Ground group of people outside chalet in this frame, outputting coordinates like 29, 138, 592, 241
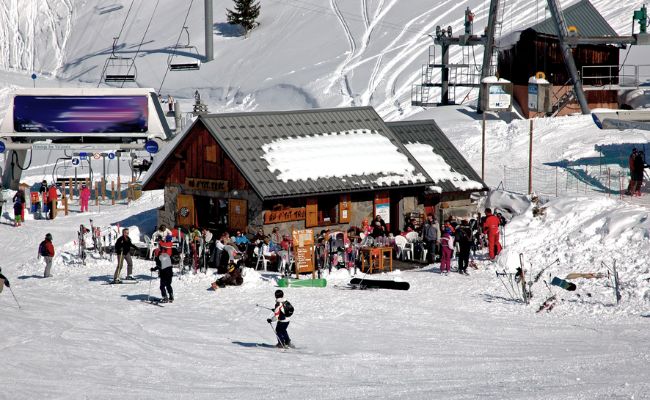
144, 206, 507, 281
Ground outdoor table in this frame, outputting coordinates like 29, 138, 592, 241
360, 246, 393, 273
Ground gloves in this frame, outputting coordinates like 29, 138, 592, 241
150, 267, 156, 272
267, 318, 272, 324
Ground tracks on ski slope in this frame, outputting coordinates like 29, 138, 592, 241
329, 0, 357, 103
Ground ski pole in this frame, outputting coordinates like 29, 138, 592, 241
255, 304, 274, 311
9, 286, 21, 309
147, 270, 153, 303
268, 321, 286, 349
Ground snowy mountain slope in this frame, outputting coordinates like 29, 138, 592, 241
0, 0, 645, 120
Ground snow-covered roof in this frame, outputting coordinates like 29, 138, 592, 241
405, 143, 484, 192
144, 107, 436, 199
387, 120, 487, 194
261, 129, 426, 185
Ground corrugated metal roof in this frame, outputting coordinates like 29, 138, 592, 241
386, 120, 488, 193
530, 0, 618, 37
200, 107, 434, 200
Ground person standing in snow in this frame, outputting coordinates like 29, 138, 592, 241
47, 184, 59, 220
439, 227, 454, 275
455, 220, 472, 275
79, 183, 91, 213
267, 289, 293, 348
38, 233, 55, 278
483, 208, 502, 260
0, 267, 11, 294
422, 214, 440, 264
625, 148, 638, 195
113, 228, 139, 283
150, 252, 174, 303
13, 196, 23, 227
12, 189, 26, 224
39, 180, 49, 219
633, 151, 646, 196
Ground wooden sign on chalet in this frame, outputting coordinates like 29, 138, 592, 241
264, 207, 306, 224
292, 229, 315, 278
184, 178, 228, 192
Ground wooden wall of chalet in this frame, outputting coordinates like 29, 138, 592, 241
498, 29, 619, 86
144, 122, 250, 191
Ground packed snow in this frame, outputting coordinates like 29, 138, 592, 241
261, 129, 426, 184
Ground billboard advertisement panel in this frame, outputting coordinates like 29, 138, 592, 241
13, 95, 148, 133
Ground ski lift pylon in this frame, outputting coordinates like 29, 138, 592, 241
169, 27, 201, 71
102, 37, 137, 83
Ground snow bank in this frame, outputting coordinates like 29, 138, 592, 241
484, 190, 532, 219
261, 129, 425, 184
498, 195, 650, 315
405, 142, 484, 191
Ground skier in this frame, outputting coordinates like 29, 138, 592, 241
113, 228, 139, 283
47, 184, 59, 220
633, 151, 646, 196
13, 196, 23, 227
38, 233, 55, 278
483, 208, 502, 260
439, 227, 454, 275
211, 261, 243, 289
625, 148, 638, 195
79, 183, 91, 213
266, 289, 293, 348
455, 220, 472, 275
422, 214, 440, 264
0, 267, 11, 294
150, 252, 174, 303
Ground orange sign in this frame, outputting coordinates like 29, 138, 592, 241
292, 229, 315, 277
264, 207, 306, 224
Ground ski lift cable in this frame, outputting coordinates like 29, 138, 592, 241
120, 0, 162, 88
158, 0, 196, 94
96, 0, 135, 87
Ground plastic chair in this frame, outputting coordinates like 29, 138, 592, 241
393, 235, 408, 260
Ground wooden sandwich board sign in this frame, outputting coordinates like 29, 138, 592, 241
292, 229, 315, 279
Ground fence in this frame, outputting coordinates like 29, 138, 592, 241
501, 163, 645, 201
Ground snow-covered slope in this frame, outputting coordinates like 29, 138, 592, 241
0, 0, 645, 120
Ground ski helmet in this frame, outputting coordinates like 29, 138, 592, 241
45, 233, 52, 241
227, 263, 236, 273
274, 289, 284, 299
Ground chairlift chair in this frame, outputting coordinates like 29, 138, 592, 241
102, 37, 137, 83
169, 27, 202, 71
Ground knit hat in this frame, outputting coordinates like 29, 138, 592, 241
274, 289, 284, 299
45, 233, 52, 240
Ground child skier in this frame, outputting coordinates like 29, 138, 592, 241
150, 253, 174, 303
266, 289, 293, 348
0, 267, 11, 294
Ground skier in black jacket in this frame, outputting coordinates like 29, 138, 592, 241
267, 289, 293, 348
150, 253, 174, 303
0, 267, 10, 294
113, 228, 139, 283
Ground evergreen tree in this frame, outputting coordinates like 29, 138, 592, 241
226, 0, 261, 35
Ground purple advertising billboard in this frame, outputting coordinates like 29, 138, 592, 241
13, 96, 148, 133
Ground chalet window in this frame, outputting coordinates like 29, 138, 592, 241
305, 194, 351, 227
205, 145, 217, 163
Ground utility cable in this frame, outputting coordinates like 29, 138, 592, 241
121, 0, 161, 88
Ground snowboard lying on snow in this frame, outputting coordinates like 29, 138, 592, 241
277, 278, 327, 288
550, 276, 576, 291
349, 278, 410, 290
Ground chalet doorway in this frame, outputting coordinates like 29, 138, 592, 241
194, 196, 228, 231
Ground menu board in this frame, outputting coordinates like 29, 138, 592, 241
292, 229, 315, 277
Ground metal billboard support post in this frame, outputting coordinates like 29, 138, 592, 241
481, 112, 486, 181
528, 119, 534, 194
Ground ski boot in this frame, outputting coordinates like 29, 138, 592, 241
124, 275, 136, 281
169, 296, 174, 303
160, 297, 170, 303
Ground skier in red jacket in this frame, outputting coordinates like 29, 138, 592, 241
483, 208, 502, 260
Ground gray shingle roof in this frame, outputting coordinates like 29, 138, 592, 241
530, 0, 618, 37
199, 107, 434, 200
387, 120, 488, 193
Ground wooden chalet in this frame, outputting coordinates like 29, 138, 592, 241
142, 107, 487, 235
497, 0, 620, 116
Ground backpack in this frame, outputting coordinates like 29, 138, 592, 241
38, 241, 50, 257
283, 300, 294, 317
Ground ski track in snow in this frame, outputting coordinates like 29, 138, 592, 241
328, 0, 357, 103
